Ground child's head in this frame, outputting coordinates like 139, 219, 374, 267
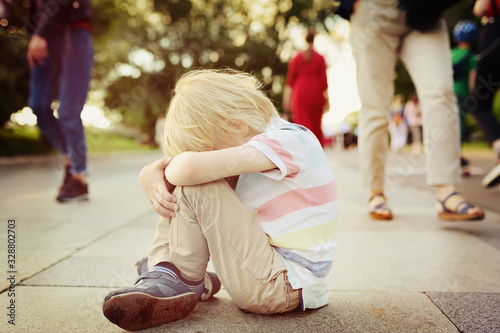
163, 69, 279, 156
305, 30, 315, 44
453, 20, 478, 46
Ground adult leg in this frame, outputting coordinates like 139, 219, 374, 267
457, 95, 471, 177
54, 29, 93, 202
28, 36, 67, 155
292, 98, 322, 144
410, 125, 423, 151
473, 21, 500, 147
310, 107, 325, 146
28, 36, 82, 201
473, 21, 500, 188
400, 21, 483, 220
58, 29, 93, 175
350, 0, 402, 219
400, 20, 461, 185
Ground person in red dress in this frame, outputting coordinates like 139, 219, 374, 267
283, 30, 329, 146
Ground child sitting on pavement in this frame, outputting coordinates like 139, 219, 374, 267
102, 69, 338, 331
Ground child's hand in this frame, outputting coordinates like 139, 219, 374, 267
139, 157, 179, 218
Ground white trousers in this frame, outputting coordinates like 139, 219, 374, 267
350, 0, 461, 190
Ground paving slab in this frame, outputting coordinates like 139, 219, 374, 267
0, 154, 156, 292
0, 286, 118, 333
332, 260, 500, 293
20, 257, 140, 288
331, 229, 500, 293
426, 292, 500, 333
0, 287, 458, 333
71, 227, 155, 259
1, 149, 500, 332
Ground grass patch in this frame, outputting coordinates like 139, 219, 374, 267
2, 125, 492, 157
85, 127, 155, 153
0, 126, 53, 156
0, 126, 155, 157
462, 141, 490, 150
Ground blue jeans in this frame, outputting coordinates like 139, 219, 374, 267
29, 28, 93, 174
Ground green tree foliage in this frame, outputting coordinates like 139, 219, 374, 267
6, 0, 498, 152
93, 0, 336, 144
4, 0, 498, 146
0, 0, 30, 127
1, 0, 336, 142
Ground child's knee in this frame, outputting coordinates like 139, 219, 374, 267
174, 179, 231, 201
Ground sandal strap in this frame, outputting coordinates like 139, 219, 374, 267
369, 193, 386, 202
438, 191, 478, 214
455, 201, 473, 214
439, 191, 459, 205
437, 191, 459, 213
370, 202, 391, 213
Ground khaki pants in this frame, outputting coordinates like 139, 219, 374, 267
148, 179, 301, 314
350, 0, 461, 190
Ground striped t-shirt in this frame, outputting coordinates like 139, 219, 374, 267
236, 117, 338, 309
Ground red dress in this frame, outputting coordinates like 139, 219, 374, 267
286, 50, 328, 145
485, 0, 500, 17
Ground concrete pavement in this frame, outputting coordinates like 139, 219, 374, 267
1, 147, 500, 333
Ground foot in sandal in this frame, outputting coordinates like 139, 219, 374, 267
368, 193, 393, 221
436, 191, 484, 221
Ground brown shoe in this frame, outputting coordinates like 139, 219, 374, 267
56, 176, 88, 203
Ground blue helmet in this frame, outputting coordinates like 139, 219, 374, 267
453, 20, 479, 43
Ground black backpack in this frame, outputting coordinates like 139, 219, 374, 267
336, 0, 462, 32
400, 0, 462, 32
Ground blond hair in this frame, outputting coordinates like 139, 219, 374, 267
163, 69, 279, 156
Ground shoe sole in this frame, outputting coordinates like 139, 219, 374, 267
481, 164, 500, 188
369, 212, 393, 221
437, 212, 484, 221
103, 291, 197, 331
56, 193, 89, 203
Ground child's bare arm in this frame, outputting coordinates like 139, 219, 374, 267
165, 145, 276, 186
139, 157, 179, 218
473, 0, 489, 17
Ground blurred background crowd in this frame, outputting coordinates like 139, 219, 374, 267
0, 1, 497, 156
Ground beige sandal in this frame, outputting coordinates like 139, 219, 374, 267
369, 193, 393, 221
437, 191, 484, 221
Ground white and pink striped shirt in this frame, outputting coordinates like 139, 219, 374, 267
236, 117, 338, 309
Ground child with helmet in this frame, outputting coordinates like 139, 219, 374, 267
451, 19, 479, 177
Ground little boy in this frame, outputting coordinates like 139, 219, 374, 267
451, 20, 479, 177
102, 69, 338, 331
